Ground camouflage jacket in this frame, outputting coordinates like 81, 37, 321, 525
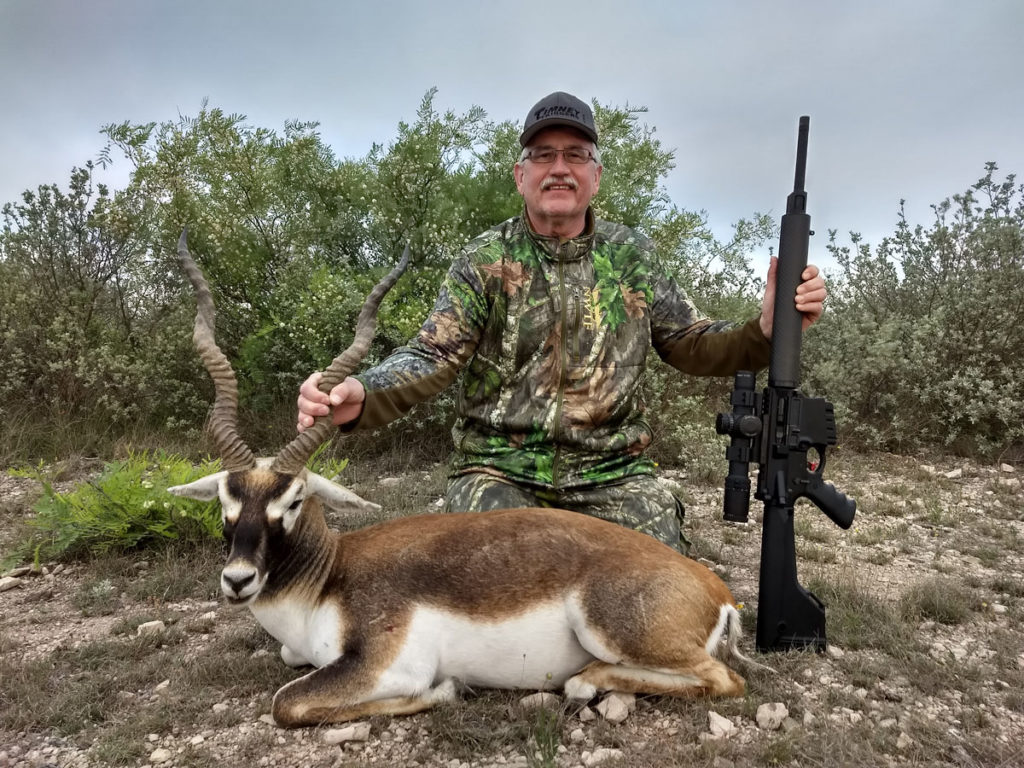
354, 210, 771, 489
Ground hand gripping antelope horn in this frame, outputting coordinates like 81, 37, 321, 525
177, 229, 257, 471
272, 244, 410, 474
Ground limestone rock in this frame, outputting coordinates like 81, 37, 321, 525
323, 722, 372, 744
582, 747, 624, 766
519, 692, 561, 710
756, 703, 789, 730
596, 693, 631, 724
609, 691, 635, 712
707, 710, 737, 738
137, 620, 166, 636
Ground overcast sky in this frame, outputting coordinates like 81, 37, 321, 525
2, 0, 1021, 270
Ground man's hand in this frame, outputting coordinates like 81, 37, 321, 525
296, 373, 366, 433
759, 257, 827, 340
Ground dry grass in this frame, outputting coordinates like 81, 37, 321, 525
0, 619, 292, 766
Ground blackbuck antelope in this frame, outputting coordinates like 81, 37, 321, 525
168, 231, 760, 727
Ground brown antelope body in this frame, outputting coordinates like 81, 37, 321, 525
168, 231, 755, 727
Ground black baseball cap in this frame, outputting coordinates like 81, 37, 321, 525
519, 91, 598, 147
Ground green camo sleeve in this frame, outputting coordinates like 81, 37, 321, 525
341, 253, 489, 431
648, 272, 770, 376
658, 316, 771, 376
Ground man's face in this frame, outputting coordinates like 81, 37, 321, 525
514, 127, 602, 237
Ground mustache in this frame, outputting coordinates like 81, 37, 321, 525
541, 176, 578, 191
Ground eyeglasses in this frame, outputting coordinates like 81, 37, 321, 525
523, 147, 596, 164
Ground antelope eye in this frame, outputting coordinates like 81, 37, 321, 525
288, 498, 303, 511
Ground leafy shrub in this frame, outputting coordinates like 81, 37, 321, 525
806, 164, 1024, 458
0, 166, 210, 461
9, 92, 1018, 468
3, 444, 366, 569
6, 452, 222, 564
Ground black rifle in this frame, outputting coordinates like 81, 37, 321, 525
715, 116, 856, 652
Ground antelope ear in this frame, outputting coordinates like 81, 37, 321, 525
306, 472, 381, 514
168, 471, 227, 501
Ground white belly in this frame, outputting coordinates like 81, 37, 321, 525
386, 601, 596, 692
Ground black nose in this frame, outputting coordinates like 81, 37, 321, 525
223, 571, 255, 594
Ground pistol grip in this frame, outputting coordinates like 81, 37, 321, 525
805, 481, 856, 529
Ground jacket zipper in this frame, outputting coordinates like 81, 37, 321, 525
550, 256, 568, 489
571, 286, 582, 363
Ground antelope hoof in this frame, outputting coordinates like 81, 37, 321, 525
429, 678, 459, 706
563, 676, 598, 701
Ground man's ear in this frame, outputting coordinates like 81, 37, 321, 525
514, 162, 525, 194
593, 163, 602, 194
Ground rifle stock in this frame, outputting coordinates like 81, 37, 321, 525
715, 116, 857, 652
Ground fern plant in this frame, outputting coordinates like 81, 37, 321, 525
4, 448, 359, 567
6, 452, 223, 564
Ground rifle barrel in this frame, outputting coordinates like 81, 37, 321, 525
769, 117, 812, 389
793, 116, 809, 195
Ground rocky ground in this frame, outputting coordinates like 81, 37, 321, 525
1, 453, 1022, 768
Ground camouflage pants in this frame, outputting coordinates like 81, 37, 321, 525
444, 472, 690, 554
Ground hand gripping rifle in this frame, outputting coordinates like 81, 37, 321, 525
715, 116, 856, 652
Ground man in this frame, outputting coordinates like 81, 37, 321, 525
297, 91, 826, 551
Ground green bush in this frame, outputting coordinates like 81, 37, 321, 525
7, 91, 1018, 467
5, 452, 222, 565
806, 164, 1024, 458
2, 444, 366, 569
0, 165, 210, 461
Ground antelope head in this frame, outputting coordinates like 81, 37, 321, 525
169, 230, 408, 604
